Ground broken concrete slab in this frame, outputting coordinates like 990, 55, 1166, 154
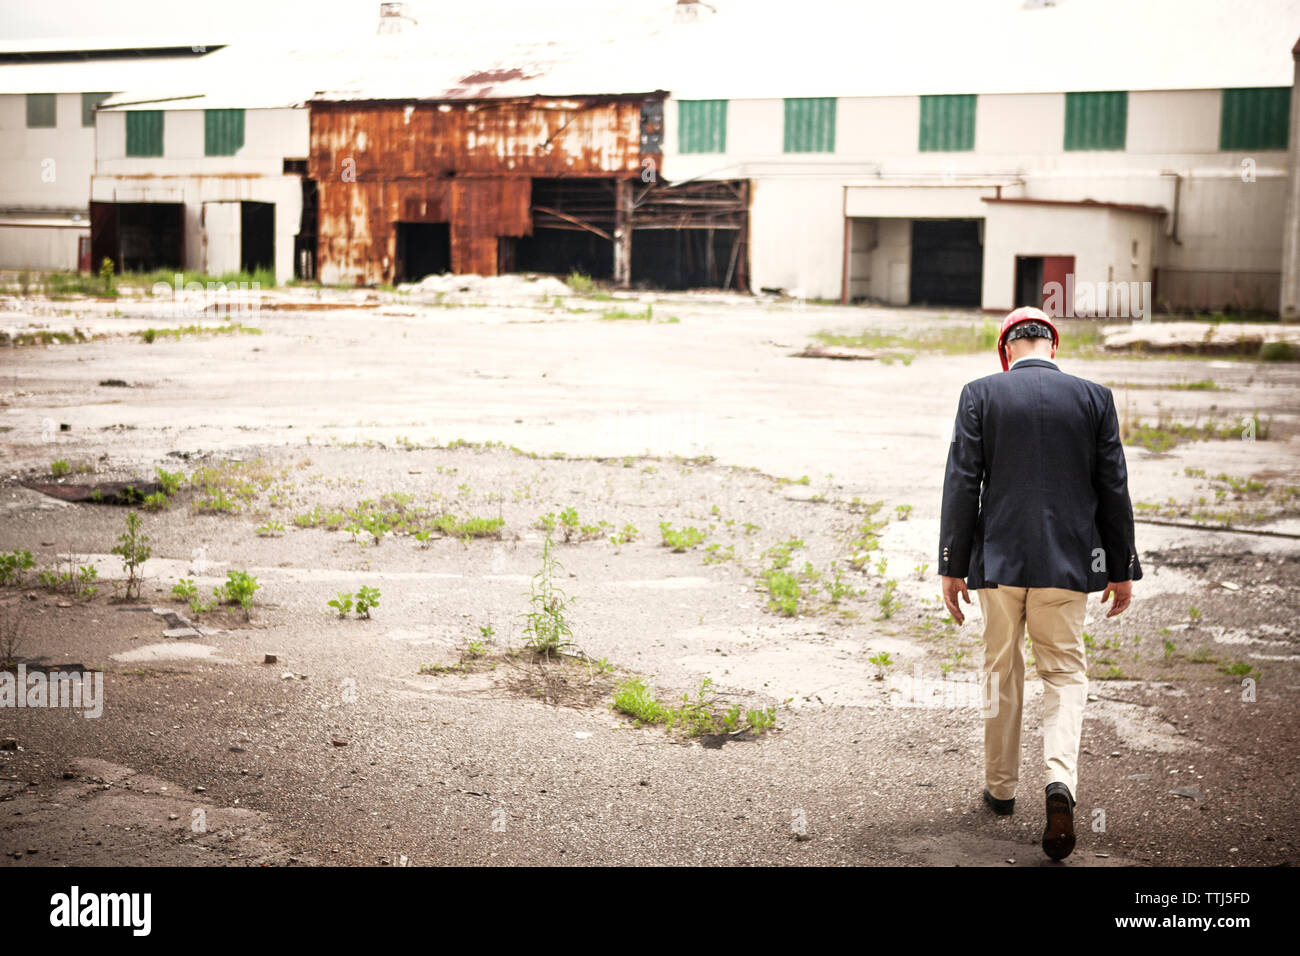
20, 480, 164, 505
1102, 321, 1300, 354
790, 344, 879, 360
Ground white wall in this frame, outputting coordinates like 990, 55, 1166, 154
660, 89, 1290, 305
92, 106, 309, 282
96, 106, 309, 176
982, 203, 1160, 314
0, 92, 97, 213
0, 221, 85, 270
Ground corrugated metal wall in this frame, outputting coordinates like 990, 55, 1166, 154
783, 97, 836, 153
1064, 91, 1127, 151
309, 97, 654, 284
678, 99, 727, 153
918, 94, 975, 151
26, 93, 56, 128
1220, 87, 1291, 150
126, 110, 164, 157
204, 109, 245, 156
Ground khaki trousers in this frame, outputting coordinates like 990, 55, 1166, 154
977, 586, 1088, 801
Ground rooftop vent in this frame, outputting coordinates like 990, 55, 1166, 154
674, 1, 717, 23
378, 2, 417, 34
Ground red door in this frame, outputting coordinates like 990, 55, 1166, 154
1040, 256, 1074, 317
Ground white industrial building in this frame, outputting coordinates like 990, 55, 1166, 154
88, 41, 317, 285
656, 0, 1300, 314
0, 39, 220, 271
5, 0, 1299, 317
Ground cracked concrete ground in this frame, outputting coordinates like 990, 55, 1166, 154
0, 289, 1297, 866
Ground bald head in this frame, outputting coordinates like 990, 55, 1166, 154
1005, 334, 1057, 364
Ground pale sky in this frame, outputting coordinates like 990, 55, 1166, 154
0, 0, 675, 42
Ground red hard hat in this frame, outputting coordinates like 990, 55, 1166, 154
997, 306, 1059, 371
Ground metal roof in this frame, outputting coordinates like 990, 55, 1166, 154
33, 0, 1300, 109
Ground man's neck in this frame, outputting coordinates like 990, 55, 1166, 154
1010, 353, 1057, 368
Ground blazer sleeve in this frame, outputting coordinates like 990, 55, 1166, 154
938, 382, 983, 578
1092, 388, 1142, 582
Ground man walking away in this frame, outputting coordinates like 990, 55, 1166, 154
937, 306, 1142, 861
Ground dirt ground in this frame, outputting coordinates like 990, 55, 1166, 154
0, 285, 1297, 866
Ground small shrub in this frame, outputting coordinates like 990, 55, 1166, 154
0, 550, 35, 587
1259, 341, 1294, 362
567, 270, 595, 293
521, 535, 574, 656
354, 586, 380, 619
659, 522, 705, 552
110, 512, 150, 600
327, 592, 354, 618
50, 460, 70, 477
215, 570, 259, 619
612, 678, 670, 724
155, 467, 184, 496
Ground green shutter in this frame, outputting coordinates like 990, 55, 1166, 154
678, 99, 727, 153
81, 92, 110, 127
1220, 87, 1290, 150
1064, 91, 1127, 151
784, 97, 836, 153
919, 94, 976, 151
26, 93, 56, 128
205, 109, 245, 156
126, 111, 164, 157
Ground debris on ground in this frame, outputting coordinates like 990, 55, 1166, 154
402, 272, 572, 303
790, 344, 879, 360
1102, 322, 1300, 354
19, 480, 164, 504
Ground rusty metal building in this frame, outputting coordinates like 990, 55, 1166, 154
308, 89, 749, 289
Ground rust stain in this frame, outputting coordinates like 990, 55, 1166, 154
458, 68, 536, 85
309, 95, 658, 285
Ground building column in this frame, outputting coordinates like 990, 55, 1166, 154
613, 177, 632, 288
1280, 37, 1300, 318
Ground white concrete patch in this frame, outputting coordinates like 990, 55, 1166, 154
383, 625, 465, 646
112, 642, 232, 663
618, 577, 717, 590
676, 635, 922, 709
1084, 694, 1193, 753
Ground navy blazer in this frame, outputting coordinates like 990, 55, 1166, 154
938, 357, 1142, 592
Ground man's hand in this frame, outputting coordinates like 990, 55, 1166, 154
1102, 580, 1133, 617
941, 575, 971, 625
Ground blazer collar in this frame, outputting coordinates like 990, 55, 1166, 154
1008, 357, 1059, 372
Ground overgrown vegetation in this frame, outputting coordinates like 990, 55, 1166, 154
110, 512, 150, 601
520, 535, 574, 657
214, 570, 260, 620
328, 586, 380, 619
611, 676, 777, 738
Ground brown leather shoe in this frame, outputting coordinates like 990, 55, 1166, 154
983, 788, 1014, 816
1042, 782, 1076, 860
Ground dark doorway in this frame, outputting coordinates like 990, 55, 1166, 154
395, 222, 450, 282
1014, 256, 1044, 309
92, 202, 184, 273
631, 228, 743, 290
240, 201, 274, 274
514, 227, 612, 279
294, 178, 318, 280
909, 219, 982, 307
1014, 254, 1074, 316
